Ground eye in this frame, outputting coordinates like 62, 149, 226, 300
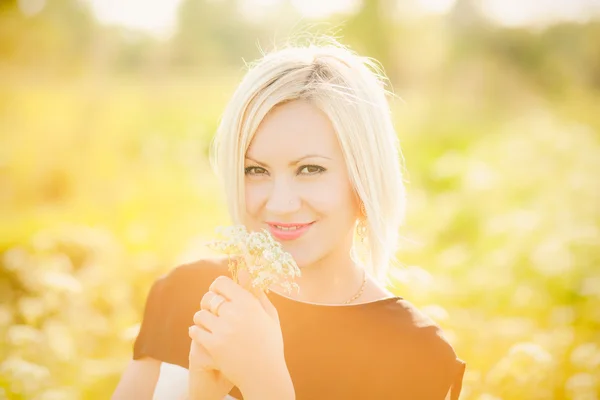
298, 165, 326, 175
244, 166, 268, 176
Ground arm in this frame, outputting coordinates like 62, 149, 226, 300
188, 369, 234, 400
112, 358, 161, 400
112, 357, 231, 400
239, 365, 295, 400
188, 327, 235, 400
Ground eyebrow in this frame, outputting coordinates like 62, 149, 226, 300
244, 154, 332, 167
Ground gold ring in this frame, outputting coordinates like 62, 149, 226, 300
209, 294, 226, 316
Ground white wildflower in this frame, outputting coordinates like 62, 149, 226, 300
206, 224, 301, 293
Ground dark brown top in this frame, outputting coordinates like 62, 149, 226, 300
133, 257, 466, 399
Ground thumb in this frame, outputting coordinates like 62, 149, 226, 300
236, 268, 252, 289
254, 289, 279, 322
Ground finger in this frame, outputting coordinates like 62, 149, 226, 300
209, 275, 252, 302
200, 291, 233, 319
236, 268, 253, 290
200, 291, 219, 311
193, 310, 219, 333
254, 289, 279, 322
188, 340, 217, 371
188, 325, 215, 349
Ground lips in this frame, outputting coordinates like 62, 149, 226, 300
267, 221, 314, 241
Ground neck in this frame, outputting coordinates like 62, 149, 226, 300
271, 250, 366, 305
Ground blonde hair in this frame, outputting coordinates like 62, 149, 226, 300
210, 40, 406, 281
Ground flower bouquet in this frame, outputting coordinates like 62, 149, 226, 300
206, 225, 301, 294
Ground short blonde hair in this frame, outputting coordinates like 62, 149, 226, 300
210, 40, 406, 281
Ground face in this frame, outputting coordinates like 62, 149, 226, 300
243, 100, 360, 269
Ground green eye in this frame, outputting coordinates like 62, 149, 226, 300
298, 165, 326, 175
245, 166, 267, 175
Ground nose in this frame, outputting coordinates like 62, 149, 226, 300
265, 177, 300, 215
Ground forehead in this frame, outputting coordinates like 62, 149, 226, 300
246, 100, 341, 159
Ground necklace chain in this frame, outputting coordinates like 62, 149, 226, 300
344, 270, 367, 304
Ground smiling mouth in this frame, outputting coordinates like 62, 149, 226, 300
272, 224, 306, 231
266, 222, 315, 240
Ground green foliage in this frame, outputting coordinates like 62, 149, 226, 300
1, 1, 600, 399
0, 0, 94, 75
171, 0, 260, 68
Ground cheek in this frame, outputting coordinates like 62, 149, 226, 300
304, 177, 357, 219
244, 181, 270, 218
244, 183, 260, 215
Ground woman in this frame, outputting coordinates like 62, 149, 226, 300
113, 40, 466, 399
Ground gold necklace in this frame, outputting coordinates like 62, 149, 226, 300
344, 270, 367, 304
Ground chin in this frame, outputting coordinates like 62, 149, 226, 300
289, 248, 324, 270
279, 245, 307, 267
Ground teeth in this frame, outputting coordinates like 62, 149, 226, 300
275, 225, 300, 231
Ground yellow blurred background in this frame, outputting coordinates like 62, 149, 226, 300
1, 0, 600, 398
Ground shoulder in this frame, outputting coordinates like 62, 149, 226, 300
385, 298, 442, 329
133, 256, 232, 366
377, 298, 466, 397
141, 256, 231, 325
156, 256, 230, 292
383, 298, 458, 357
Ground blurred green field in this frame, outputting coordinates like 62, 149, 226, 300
1, 0, 600, 399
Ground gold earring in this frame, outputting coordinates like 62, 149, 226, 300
357, 203, 367, 243
357, 220, 367, 243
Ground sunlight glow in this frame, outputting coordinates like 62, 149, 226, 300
85, 0, 600, 38
417, 0, 456, 14
86, 0, 183, 38
18, 0, 46, 17
290, 0, 360, 19
482, 0, 600, 27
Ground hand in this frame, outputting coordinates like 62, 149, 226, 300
188, 275, 290, 395
187, 338, 234, 399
